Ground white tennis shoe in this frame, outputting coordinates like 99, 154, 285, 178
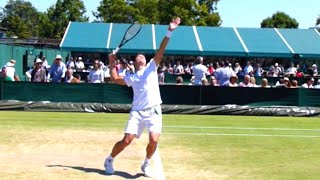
104, 158, 114, 175
141, 161, 153, 178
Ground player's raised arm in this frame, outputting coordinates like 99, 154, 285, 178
153, 17, 181, 66
108, 54, 126, 85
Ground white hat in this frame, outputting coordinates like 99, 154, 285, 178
35, 58, 42, 64
56, 55, 62, 59
275, 63, 279, 66
78, 57, 82, 60
283, 77, 289, 82
312, 64, 317, 67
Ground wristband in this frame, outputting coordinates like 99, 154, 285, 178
166, 30, 172, 38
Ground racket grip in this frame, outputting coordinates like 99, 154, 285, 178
113, 47, 120, 54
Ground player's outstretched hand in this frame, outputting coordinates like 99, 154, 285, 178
168, 17, 181, 31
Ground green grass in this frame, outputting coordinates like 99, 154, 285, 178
1, 111, 320, 179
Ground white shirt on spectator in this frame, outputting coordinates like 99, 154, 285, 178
301, 83, 314, 88
76, 61, 85, 70
244, 65, 253, 75
88, 69, 104, 83
193, 64, 208, 85
124, 59, 162, 111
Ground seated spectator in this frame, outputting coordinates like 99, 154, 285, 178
118, 59, 130, 76
41, 56, 50, 71
209, 76, 219, 86
250, 76, 259, 87
275, 78, 286, 88
167, 63, 174, 74
30, 59, 46, 82
314, 79, 320, 89
233, 62, 242, 76
301, 78, 314, 88
88, 59, 104, 83
207, 63, 215, 75
239, 75, 253, 87
296, 68, 304, 78
285, 63, 297, 77
291, 80, 299, 88
267, 65, 276, 77
201, 78, 208, 86
1, 67, 13, 81
283, 77, 291, 88
228, 73, 238, 87
311, 64, 318, 77
176, 76, 184, 85
75, 57, 85, 71
184, 62, 193, 75
173, 61, 184, 75
243, 61, 253, 76
261, 78, 270, 88
47, 55, 66, 82
65, 68, 80, 83
158, 62, 167, 85
3, 59, 19, 81
254, 63, 264, 77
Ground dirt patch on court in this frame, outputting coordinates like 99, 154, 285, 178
0, 129, 228, 180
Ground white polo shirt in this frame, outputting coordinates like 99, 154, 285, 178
193, 64, 208, 85
124, 59, 162, 111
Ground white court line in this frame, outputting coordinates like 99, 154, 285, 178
163, 126, 320, 131
164, 132, 320, 138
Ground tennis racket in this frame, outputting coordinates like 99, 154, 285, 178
112, 21, 142, 54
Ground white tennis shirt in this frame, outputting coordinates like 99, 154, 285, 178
124, 59, 162, 111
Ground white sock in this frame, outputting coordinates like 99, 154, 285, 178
144, 158, 151, 164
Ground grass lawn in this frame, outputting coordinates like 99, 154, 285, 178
0, 111, 320, 180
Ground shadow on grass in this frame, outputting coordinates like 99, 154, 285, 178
47, 165, 144, 179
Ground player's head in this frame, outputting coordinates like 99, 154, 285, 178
134, 53, 146, 70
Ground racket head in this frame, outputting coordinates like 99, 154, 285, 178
124, 21, 142, 43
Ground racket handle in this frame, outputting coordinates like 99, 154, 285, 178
113, 47, 120, 55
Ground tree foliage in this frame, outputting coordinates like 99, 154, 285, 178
94, 0, 221, 26
0, 0, 40, 38
261, 11, 299, 28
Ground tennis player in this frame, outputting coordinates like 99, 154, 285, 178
105, 17, 181, 177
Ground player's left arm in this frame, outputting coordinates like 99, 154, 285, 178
153, 17, 181, 66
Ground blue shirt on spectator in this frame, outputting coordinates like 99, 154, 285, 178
48, 62, 66, 82
215, 67, 233, 86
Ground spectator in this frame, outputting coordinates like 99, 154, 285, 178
311, 64, 318, 77
184, 62, 192, 75
176, 76, 184, 85
285, 63, 297, 77
3, 59, 19, 81
47, 55, 67, 82
88, 59, 104, 83
243, 61, 253, 76
167, 63, 174, 74
209, 76, 219, 86
267, 65, 276, 77
66, 57, 76, 69
157, 62, 167, 85
233, 62, 243, 76
261, 78, 270, 88
275, 78, 286, 88
193, 56, 208, 85
1, 67, 13, 81
118, 59, 130, 76
250, 76, 259, 87
215, 61, 233, 86
30, 58, 46, 82
239, 75, 253, 87
228, 73, 238, 87
296, 68, 304, 78
173, 61, 184, 75
207, 63, 215, 75
65, 67, 80, 83
283, 77, 291, 88
254, 63, 264, 77
314, 79, 320, 89
291, 80, 299, 88
201, 78, 208, 86
188, 75, 195, 85
75, 57, 85, 71
301, 78, 314, 88
41, 56, 50, 71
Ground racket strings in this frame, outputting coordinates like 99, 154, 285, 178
125, 24, 141, 39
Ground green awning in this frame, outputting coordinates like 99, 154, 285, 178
60, 22, 320, 58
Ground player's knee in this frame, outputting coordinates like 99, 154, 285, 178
122, 137, 133, 146
149, 138, 158, 146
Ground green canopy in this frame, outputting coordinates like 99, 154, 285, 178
60, 22, 320, 58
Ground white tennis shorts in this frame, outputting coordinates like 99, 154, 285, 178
125, 105, 162, 138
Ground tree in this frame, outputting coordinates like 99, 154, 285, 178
94, 0, 222, 26
0, 0, 41, 38
261, 11, 299, 28
40, 0, 88, 38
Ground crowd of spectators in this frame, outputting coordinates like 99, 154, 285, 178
1, 55, 320, 89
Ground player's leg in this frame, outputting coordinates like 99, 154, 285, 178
146, 132, 161, 159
